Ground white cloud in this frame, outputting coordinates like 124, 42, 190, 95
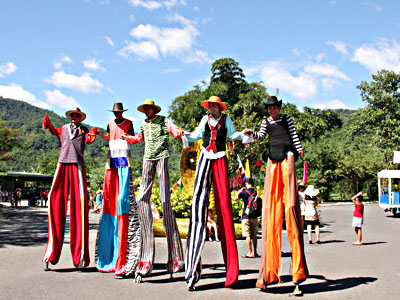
193, 6, 199, 11
54, 56, 72, 70
310, 99, 352, 109
119, 13, 209, 63
118, 41, 160, 60
374, 3, 382, 12
130, 14, 135, 22
164, 67, 180, 73
128, 0, 185, 10
82, 58, 105, 71
258, 64, 318, 99
327, 41, 349, 55
104, 36, 115, 47
352, 39, 400, 73
106, 87, 114, 94
44, 71, 104, 93
249, 58, 352, 100
315, 53, 327, 63
44, 89, 79, 109
0, 62, 17, 78
0, 84, 50, 109
181, 49, 211, 64
292, 48, 301, 56
321, 78, 341, 90
304, 63, 351, 81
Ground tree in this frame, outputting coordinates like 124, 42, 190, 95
0, 119, 24, 162
351, 69, 400, 162
209, 58, 247, 105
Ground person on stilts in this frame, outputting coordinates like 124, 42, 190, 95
96, 102, 141, 279
245, 96, 309, 296
123, 99, 185, 282
184, 96, 252, 291
42, 108, 97, 269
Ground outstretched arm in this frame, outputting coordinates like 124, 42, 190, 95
42, 114, 62, 138
167, 120, 184, 139
123, 133, 144, 145
85, 127, 98, 144
248, 119, 267, 141
97, 130, 110, 141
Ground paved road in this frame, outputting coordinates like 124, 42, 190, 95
1, 202, 399, 299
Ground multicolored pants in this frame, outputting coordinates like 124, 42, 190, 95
136, 157, 184, 276
96, 167, 141, 276
42, 163, 90, 267
185, 152, 239, 288
257, 155, 308, 288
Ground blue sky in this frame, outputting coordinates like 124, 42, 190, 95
1, 0, 400, 129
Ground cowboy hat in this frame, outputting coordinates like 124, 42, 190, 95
304, 185, 319, 197
108, 102, 128, 112
137, 99, 161, 114
65, 107, 86, 122
266, 96, 282, 106
201, 96, 227, 111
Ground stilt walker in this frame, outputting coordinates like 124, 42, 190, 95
42, 108, 97, 268
246, 96, 308, 296
124, 99, 184, 282
184, 96, 252, 290
96, 102, 141, 278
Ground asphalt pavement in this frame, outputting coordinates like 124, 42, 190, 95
1, 201, 400, 299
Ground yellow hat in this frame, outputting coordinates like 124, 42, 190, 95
137, 99, 161, 114
201, 96, 227, 111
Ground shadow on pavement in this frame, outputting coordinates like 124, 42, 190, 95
0, 207, 48, 247
356, 241, 386, 246
317, 239, 345, 244
258, 274, 377, 295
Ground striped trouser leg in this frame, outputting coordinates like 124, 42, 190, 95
185, 152, 212, 288
156, 157, 184, 273
136, 159, 157, 276
124, 169, 142, 276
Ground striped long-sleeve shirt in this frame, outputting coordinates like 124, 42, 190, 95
253, 114, 303, 151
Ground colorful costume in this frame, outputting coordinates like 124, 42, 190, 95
184, 108, 247, 289
126, 112, 184, 277
96, 117, 141, 277
253, 113, 309, 288
42, 112, 97, 267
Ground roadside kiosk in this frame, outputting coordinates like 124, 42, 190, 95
378, 169, 400, 216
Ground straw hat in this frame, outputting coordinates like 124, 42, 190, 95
297, 180, 306, 188
137, 99, 161, 114
108, 102, 128, 112
304, 185, 319, 197
65, 107, 86, 122
201, 96, 227, 111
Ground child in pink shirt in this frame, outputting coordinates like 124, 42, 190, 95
351, 192, 364, 245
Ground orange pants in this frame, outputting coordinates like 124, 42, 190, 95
257, 155, 308, 288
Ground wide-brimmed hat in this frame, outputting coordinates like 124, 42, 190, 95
66, 107, 86, 122
304, 185, 319, 197
266, 96, 282, 106
201, 96, 227, 111
137, 99, 161, 114
109, 102, 128, 112
298, 180, 306, 188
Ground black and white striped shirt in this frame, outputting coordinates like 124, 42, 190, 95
253, 114, 303, 151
